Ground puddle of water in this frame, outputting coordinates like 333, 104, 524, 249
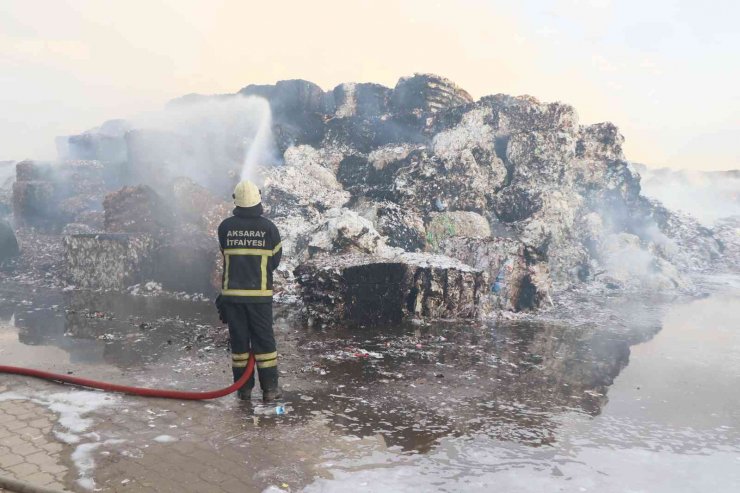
302, 282, 740, 493
1, 278, 738, 492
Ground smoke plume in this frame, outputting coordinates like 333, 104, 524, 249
129, 94, 279, 190
637, 166, 740, 226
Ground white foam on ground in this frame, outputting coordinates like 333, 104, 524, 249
153, 434, 177, 443
0, 391, 26, 401
0, 389, 120, 489
0, 389, 117, 433
71, 439, 125, 490
53, 430, 81, 444
44, 391, 116, 433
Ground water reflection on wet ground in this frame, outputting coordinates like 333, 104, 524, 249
1, 278, 739, 492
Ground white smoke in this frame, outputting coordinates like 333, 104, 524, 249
638, 167, 740, 226
0, 161, 15, 189
129, 94, 279, 190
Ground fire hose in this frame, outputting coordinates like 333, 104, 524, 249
0, 357, 256, 493
0, 353, 255, 400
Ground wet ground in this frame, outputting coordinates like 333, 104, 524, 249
0, 276, 739, 492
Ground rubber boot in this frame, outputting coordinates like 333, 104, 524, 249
259, 366, 282, 403
233, 366, 254, 401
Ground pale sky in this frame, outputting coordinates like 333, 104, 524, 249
1, 0, 738, 170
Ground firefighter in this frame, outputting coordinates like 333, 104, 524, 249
215, 180, 282, 402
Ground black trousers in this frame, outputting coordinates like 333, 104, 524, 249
221, 302, 278, 392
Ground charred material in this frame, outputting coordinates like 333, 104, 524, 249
103, 185, 173, 234
438, 237, 549, 310
295, 252, 488, 326
355, 200, 427, 252
61, 182, 221, 293
391, 74, 474, 114
2, 72, 731, 318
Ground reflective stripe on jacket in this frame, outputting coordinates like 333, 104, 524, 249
217, 205, 282, 303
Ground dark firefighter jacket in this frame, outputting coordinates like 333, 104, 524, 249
217, 204, 282, 303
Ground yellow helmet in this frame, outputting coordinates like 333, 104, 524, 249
233, 180, 261, 208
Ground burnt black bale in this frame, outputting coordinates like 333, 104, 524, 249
325, 115, 427, 154
373, 202, 427, 252
493, 186, 544, 223
332, 82, 392, 117
337, 153, 409, 200
295, 253, 487, 326
271, 116, 327, 153
343, 262, 409, 323
390, 74, 474, 115
240, 79, 328, 151
240, 79, 326, 115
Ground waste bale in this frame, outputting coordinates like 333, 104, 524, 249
12, 160, 106, 230
62, 160, 107, 197
390, 73, 473, 114
389, 150, 481, 212
332, 82, 392, 118
153, 226, 217, 295
15, 160, 52, 181
505, 130, 576, 186
308, 208, 388, 256
295, 252, 488, 326
0, 220, 20, 263
391, 108, 507, 212
241, 79, 325, 116
324, 113, 428, 155
64, 233, 155, 289
263, 145, 350, 217
240, 79, 327, 150
12, 180, 56, 228
258, 146, 354, 296
355, 200, 426, 252
481, 94, 580, 135
103, 185, 173, 234
61, 223, 97, 235
171, 176, 221, 226
336, 150, 408, 199
438, 236, 550, 311
426, 211, 492, 249
575, 122, 625, 162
